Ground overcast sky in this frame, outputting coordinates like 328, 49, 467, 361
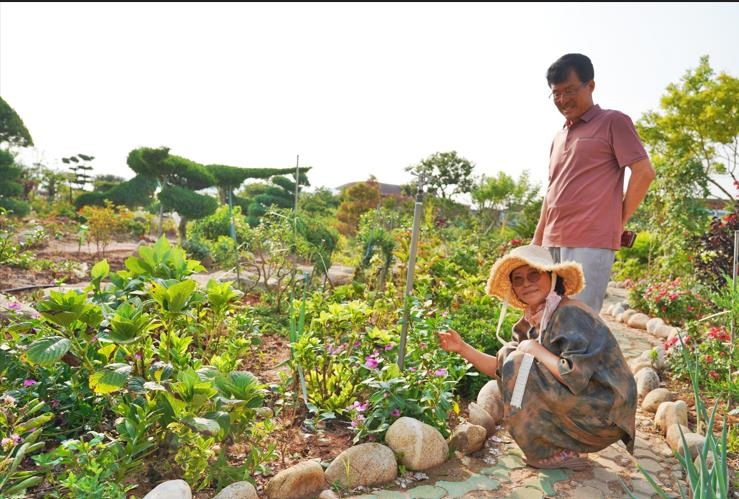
1, 2, 738, 194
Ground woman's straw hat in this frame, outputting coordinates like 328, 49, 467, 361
485, 245, 585, 309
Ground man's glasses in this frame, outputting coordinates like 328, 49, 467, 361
510, 270, 545, 288
549, 81, 589, 101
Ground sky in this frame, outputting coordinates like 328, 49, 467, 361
1, 2, 738, 195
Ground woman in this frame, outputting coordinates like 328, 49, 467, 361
437, 244, 636, 470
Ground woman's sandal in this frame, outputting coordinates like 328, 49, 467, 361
525, 449, 590, 471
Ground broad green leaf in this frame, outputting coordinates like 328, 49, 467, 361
89, 364, 132, 394
182, 416, 220, 436
25, 336, 71, 365
90, 259, 110, 282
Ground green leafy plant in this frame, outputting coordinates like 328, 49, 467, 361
32, 432, 138, 499
623, 331, 731, 498
0, 397, 52, 498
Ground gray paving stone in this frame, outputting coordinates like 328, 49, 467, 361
572, 486, 605, 499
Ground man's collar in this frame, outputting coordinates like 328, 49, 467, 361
564, 104, 600, 128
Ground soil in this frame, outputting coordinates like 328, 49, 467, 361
2, 235, 737, 498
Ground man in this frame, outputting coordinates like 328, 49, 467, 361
533, 53, 656, 313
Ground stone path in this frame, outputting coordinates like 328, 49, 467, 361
344, 287, 684, 499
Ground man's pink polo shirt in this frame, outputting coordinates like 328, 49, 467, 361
542, 104, 648, 250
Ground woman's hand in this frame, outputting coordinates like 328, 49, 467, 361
517, 339, 541, 356
437, 329, 465, 354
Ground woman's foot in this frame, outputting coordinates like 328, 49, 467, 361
525, 449, 590, 471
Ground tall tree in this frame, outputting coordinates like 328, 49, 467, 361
636, 55, 739, 274
637, 55, 738, 204
0, 96, 33, 148
405, 151, 476, 200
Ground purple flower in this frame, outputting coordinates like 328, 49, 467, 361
23, 379, 37, 387
350, 401, 368, 412
433, 368, 447, 377
384, 343, 394, 351
390, 409, 401, 417
6, 302, 21, 310
364, 356, 379, 369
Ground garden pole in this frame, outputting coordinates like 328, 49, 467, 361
292, 154, 310, 407
229, 190, 241, 286
398, 175, 424, 370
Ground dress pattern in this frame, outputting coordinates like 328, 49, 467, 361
495, 300, 637, 461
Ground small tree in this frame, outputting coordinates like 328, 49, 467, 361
336, 177, 381, 236
471, 170, 541, 235
405, 151, 476, 201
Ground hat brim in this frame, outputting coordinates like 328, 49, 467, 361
485, 251, 585, 310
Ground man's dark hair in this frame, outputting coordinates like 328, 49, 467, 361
546, 53, 594, 86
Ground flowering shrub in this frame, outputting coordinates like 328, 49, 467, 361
345, 312, 470, 443
664, 324, 737, 399
629, 278, 711, 326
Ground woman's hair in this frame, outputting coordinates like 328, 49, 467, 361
554, 274, 565, 295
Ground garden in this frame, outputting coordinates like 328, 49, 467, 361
0, 56, 737, 498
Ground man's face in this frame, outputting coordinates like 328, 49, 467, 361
550, 70, 594, 122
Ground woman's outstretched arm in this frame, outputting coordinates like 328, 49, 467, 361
437, 329, 498, 378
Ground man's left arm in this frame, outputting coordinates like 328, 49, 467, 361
622, 157, 656, 226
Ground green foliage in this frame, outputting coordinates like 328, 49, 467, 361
0, 397, 51, 498
694, 208, 739, 291
405, 151, 476, 201
627, 330, 731, 499
0, 149, 30, 216
0, 96, 33, 147
348, 310, 470, 442
77, 202, 135, 254
612, 231, 659, 281
298, 186, 340, 219
120, 235, 205, 281
471, 170, 542, 235
32, 432, 137, 498
105, 174, 158, 209
159, 185, 218, 220
189, 204, 249, 242
636, 55, 739, 277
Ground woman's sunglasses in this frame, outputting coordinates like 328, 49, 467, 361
510, 270, 545, 287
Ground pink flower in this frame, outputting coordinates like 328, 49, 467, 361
390, 409, 401, 417
350, 401, 368, 412
433, 368, 447, 377
23, 379, 37, 387
364, 357, 379, 369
